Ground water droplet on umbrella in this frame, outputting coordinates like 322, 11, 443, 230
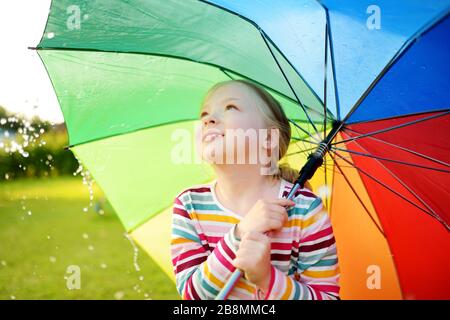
47, 32, 55, 39
82, 233, 89, 239
1, 260, 7, 266
88, 245, 94, 251
100, 263, 107, 269
49, 256, 56, 263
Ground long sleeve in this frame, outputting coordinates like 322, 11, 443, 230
260, 197, 340, 300
170, 196, 242, 300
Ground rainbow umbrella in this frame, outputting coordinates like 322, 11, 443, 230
34, 0, 450, 299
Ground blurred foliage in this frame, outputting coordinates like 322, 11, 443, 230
0, 105, 79, 180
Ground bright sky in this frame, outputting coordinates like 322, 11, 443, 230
0, 0, 64, 124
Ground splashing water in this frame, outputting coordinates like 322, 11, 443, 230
124, 233, 141, 272
0, 116, 46, 159
72, 155, 95, 212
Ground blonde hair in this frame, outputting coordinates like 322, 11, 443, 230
201, 79, 302, 185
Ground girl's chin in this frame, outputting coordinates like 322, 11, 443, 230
201, 150, 225, 164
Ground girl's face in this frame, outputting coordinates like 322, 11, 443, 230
196, 82, 274, 166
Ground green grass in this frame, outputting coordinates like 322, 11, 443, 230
0, 176, 179, 300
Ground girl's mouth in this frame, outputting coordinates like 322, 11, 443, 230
203, 130, 225, 143
203, 133, 224, 143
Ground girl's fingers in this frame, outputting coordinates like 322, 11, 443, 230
269, 198, 296, 207
267, 204, 288, 215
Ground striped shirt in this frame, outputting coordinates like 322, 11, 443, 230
170, 178, 340, 300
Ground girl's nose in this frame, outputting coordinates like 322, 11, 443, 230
203, 113, 218, 126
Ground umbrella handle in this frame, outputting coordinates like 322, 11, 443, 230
215, 268, 243, 300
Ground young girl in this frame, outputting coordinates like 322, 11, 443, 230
170, 79, 340, 300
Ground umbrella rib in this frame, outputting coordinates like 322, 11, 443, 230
220, 68, 235, 80
347, 138, 448, 231
258, 28, 323, 142
292, 118, 319, 164
323, 21, 329, 142
329, 149, 450, 231
322, 19, 330, 210
343, 127, 450, 168
324, 8, 341, 121
290, 135, 321, 145
330, 146, 450, 174
328, 152, 386, 237
285, 146, 317, 157
288, 120, 322, 144
331, 110, 450, 146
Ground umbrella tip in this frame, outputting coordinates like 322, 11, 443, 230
27, 46, 37, 50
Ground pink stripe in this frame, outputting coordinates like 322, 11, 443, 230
264, 266, 276, 300
309, 284, 340, 294
171, 247, 205, 265
271, 242, 292, 250
212, 245, 235, 272
301, 226, 333, 243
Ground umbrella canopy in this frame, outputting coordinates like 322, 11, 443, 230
35, 0, 450, 299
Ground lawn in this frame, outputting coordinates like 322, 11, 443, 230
0, 176, 179, 300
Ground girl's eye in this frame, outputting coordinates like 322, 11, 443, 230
225, 104, 237, 111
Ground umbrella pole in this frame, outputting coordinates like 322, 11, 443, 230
215, 120, 342, 300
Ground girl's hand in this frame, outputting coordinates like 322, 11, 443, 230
232, 231, 272, 291
235, 198, 295, 239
